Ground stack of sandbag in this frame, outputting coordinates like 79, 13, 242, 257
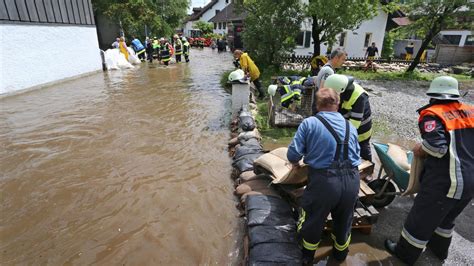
228, 107, 302, 265
245, 195, 302, 264
230, 109, 265, 175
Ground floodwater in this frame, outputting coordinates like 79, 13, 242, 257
0, 49, 242, 264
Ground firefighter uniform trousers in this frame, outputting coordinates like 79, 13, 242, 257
298, 116, 360, 261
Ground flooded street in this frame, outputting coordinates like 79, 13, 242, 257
0, 49, 241, 264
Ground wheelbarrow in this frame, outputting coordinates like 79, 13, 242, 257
368, 143, 415, 208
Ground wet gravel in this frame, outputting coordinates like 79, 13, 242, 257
360, 79, 474, 144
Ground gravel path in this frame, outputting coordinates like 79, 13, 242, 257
360, 79, 474, 144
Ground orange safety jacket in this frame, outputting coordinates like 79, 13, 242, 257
419, 101, 474, 199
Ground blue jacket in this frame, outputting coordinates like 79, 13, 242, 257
131, 39, 145, 51
287, 112, 361, 169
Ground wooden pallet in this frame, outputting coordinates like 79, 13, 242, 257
273, 161, 378, 234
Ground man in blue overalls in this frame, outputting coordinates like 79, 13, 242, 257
287, 88, 361, 264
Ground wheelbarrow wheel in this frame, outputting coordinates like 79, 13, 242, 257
367, 179, 396, 208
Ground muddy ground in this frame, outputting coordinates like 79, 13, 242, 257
313, 80, 474, 266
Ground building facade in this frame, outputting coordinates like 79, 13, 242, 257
0, 0, 102, 95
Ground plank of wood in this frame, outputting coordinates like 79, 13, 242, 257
360, 181, 375, 196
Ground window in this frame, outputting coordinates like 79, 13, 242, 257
339, 32, 346, 47
218, 23, 222, 29
226, 0, 229, 3
304, 31, 311, 48
296, 32, 305, 46
214, 23, 217, 30
223, 22, 226, 29
465, 35, 474, 46
215, 9, 220, 15
444, 35, 462, 45
364, 33, 372, 47
296, 31, 311, 47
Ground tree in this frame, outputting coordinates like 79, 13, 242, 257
401, 0, 473, 72
92, 0, 189, 39
235, 0, 303, 68
305, 0, 379, 56
194, 21, 214, 35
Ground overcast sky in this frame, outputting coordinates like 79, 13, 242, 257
191, 0, 211, 8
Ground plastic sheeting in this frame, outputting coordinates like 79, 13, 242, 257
239, 111, 256, 131
104, 48, 141, 70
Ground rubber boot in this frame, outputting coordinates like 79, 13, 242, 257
394, 236, 423, 266
332, 246, 349, 262
427, 234, 451, 261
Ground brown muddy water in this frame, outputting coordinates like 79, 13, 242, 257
0, 49, 242, 264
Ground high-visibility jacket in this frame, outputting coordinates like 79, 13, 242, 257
119, 41, 129, 61
239, 53, 260, 81
174, 39, 183, 55
339, 84, 372, 142
152, 40, 160, 49
160, 43, 171, 62
418, 101, 474, 199
183, 41, 190, 55
279, 85, 302, 108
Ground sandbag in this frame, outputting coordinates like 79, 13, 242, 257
247, 209, 297, 227
234, 146, 263, 161
246, 195, 293, 216
238, 129, 261, 142
235, 179, 272, 196
232, 153, 264, 173
249, 243, 302, 265
239, 138, 262, 148
239, 111, 256, 131
248, 225, 298, 248
228, 137, 239, 147
240, 190, 281, 204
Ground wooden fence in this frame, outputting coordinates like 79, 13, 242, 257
279, 55, 415, 66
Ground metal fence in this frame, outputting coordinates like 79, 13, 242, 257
0, 0, 95, 25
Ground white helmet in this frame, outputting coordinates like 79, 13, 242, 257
181, 36, 187, 42
228, 69, 245, 82
426, 76, 460, 100
268, 85, 278, 96
324, 74, 354, 93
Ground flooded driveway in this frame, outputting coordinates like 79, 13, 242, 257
0, 49, 241, 264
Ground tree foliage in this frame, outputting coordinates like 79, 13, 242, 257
235, 0, 303, 68
194, 21, 214, 35
305, 0, 379, 55
92, 0, 189, 39
399, 0, 473, 72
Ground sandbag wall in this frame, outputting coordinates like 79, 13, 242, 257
229, 107, 302, 265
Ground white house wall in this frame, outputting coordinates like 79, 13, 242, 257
0, 24, 102, 95
200, 0, 229, 22
294, 9, 388, 58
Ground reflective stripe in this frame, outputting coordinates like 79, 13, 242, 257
358, 128, 372, 142
360, 115, 372, 126
401, 227, 428, 249
434, 227, 454, 238
421, 140, 445, 158
341, 84, 365, 111
421, 140, 448, 158
448, 131, 464, 199
349, 118, 361, 129
350, 112, 364, 119
297, 208, 306, 233
281, 85, 294, 103
303, 238, 320, 251
331, 233, 351, 251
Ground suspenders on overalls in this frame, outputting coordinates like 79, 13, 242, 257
315, 114, 352, 169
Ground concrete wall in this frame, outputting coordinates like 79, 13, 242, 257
294, 9, 388, 58
0, 23, 102, 95
393, 39, 423, 58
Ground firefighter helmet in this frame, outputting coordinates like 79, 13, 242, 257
228, 69, 245, 82
268, 85, 278, 96
426, 76, 460, 100
324, 74, 354, 94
